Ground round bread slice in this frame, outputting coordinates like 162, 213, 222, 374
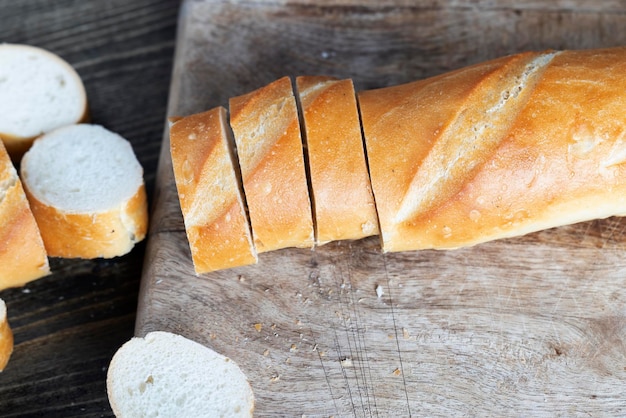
0, 298, 13, 372
0, 43, 88, 161
107, 331, 254, 417
20, 124, 148, 259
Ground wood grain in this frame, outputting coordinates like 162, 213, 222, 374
0, 0, 178, 416
139, 0, 626, 416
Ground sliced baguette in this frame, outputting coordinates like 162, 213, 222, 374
0, 43, 88, 161
0, 140, 49, 290
170, 107, 257, 273
359, 47, 626, 251
20, 124, 148, 259
0, 298, 13, 372
296, 76, 379, 244
106, 331, 254, 418
229, 76, 314, 252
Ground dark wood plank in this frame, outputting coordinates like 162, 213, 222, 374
0, 0, 179, 416
140, 0, 626, 416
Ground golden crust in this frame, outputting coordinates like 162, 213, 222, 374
229, 76, 314, 252
169, 107, 257, 273
296, 76, 379, 244
0, 142, 49, 289
23, 181, 148, 259
360, 47, 626, 251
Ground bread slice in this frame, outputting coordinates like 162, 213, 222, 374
296, 76, 379, 244
20, 124, 148, 259
359, 47, 626, 251
229, 76, 314, 252
169, 107, 257, 273
0, 43, 88, 161
0, 298, 13, 372
0, 140, 49, 290
106, 331, 254, 417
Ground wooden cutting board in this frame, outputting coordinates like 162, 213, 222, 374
138, 1, 626, 415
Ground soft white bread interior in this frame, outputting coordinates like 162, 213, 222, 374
0, 43, 88, 161
359, 47, 626, 252
0, 298, 13, 372
0, 140, 49, 290
106, 331, 254, 418
296, 76, 379, 244
229, 76, 314, 252
20, 124, 148, 259
170, 107, 257, 273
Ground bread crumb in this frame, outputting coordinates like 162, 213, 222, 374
254, 323, 262, 332
263, 349, 270, 356
290, 344, 297, 352
270, 373, 280, 382
361, 220, 375, 235
393, 368, 401, 376
340, 358, 352, 367
376, 285, 383, 298
402, 328, 410, 339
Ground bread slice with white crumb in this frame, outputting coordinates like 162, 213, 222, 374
169, 107, 257, 273
20, 124, 148, 259
296, 76, 379, 244
0, 140, 49, 290
0, 298, 13, 372
0, 43, 88, 161
106, 331, 254, 418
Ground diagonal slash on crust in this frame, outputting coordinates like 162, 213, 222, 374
394, 51, 559, 224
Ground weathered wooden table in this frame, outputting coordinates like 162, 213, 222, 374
0, 0, 178, 416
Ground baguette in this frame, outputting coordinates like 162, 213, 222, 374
0, 298, 13, 372
20, 124, 148, 259
296, 76, 379, 244
0, 43, 88, 161
170, 107, 257, 273
0, 140, 49, 290
172, 46, 626, 270
106, 331, 254, 417
359, 47, 626, 251
229, 76, 314, 253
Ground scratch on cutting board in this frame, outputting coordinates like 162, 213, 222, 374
381, 252, 412, 417
337, 246, 379, 416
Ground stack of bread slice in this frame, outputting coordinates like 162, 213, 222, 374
171, 46, 626, 274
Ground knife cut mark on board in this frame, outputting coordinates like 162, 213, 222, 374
382, 252, 413, 418
345, 243, 380, 417
332, 244, 378, 417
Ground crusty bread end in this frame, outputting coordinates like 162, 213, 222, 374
170, 107, 258, 273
